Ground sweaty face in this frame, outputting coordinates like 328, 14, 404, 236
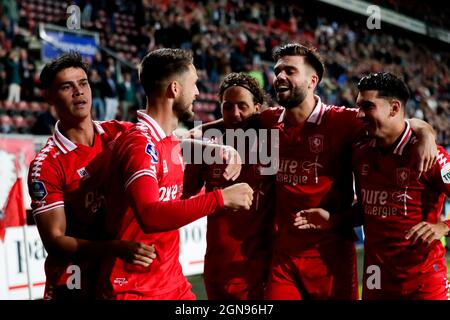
273, 55, 311, 109
356, 90, 393, 138
221, 86, 260, 129
173, 64, 199, 121
47, 67, 92, 122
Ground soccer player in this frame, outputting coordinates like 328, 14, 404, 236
355, 73, 450, 299
295, 72, 450, 300
98, 49, 254, 300
204, 43, 437, 299
183, 73, 275, 300
264, 44, 438, 300
28, 52, 156, 300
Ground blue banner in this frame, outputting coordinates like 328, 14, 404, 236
40, 24, 99, 61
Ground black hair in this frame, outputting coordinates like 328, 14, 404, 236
358, 72, 410, 106
39, 51, 88, 89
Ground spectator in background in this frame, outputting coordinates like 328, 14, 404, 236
103, 69, 119, 120
6, 49, 20, 102
19, 48, 35, 101
89, 69, 106, 120
118, 72, 136, 121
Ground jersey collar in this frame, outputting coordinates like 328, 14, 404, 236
53, 120, 105, 154
136, 110, 167, 142
278, 95, 326, 125
368, 120, 413, 155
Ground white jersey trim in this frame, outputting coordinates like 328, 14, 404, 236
125, 169, 158, 190
33, 201, 65, 216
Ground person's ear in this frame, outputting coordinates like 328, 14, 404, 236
254, 103, 261, 113
390, 99, 402, 117
308, 73, 319, 90
166, 81, 179, 99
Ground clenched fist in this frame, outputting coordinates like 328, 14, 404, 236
221, 183, 254, 210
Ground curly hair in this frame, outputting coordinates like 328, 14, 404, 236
218, 72, 265, 105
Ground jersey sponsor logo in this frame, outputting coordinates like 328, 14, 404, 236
159, 184, 179, 201
113, 277, 128, 287
301, 160, 324, 172
391, 190, 413, 203
30, 181, 48, 201
441, 163, 450, 184
145, 143, 158, 163
396, 168, 410, 186
77, 167, 90, 180
308, 134, 324, 153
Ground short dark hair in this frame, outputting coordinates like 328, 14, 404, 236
357, 72, 410, 106
40, 52, 88, 89
139, 48, 193, 96
218, 73, 265, 105
272, 43, 325, 83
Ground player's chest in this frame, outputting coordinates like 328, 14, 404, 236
355, 154, 424, 218
156, 142, 184, 202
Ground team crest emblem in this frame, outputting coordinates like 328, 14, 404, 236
308, 135, 324, 153
396, 168, 410, 186
361, 164, 369, 176
31, 181, 48, 201
145, 143, 158, 164
212, 168, 221, 178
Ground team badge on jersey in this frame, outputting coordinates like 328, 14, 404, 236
361, 164, 369, 176
77, 167, 90, 180
145, 143, 158, 164
441, 163, 450, 184
30, 181, 48, 201
309, 135, 324, 153
396, 168, 410, 186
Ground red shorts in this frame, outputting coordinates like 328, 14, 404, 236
205, 280, 266, 300
115, 279, 196, 300
265, 240, 358, 300
363, 264, 449, 300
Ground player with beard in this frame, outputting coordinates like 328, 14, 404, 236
260, 44, 437, 299
97, 49, 254, 300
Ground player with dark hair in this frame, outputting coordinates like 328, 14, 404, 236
203, 43, 437, 299
97, 49, 254, 300
295, 72, 450, 299
263, 43, 437, 300
28, 52, 156, 300
183, 72, 275, 300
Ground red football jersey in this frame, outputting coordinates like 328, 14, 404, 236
100, 111, 223, 298
28, 120, 131, 298
197, 123, 276, 290
352, 121, 450, 279
258, 96, 364, 256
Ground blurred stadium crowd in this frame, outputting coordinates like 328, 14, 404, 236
0, 0, 448, 147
